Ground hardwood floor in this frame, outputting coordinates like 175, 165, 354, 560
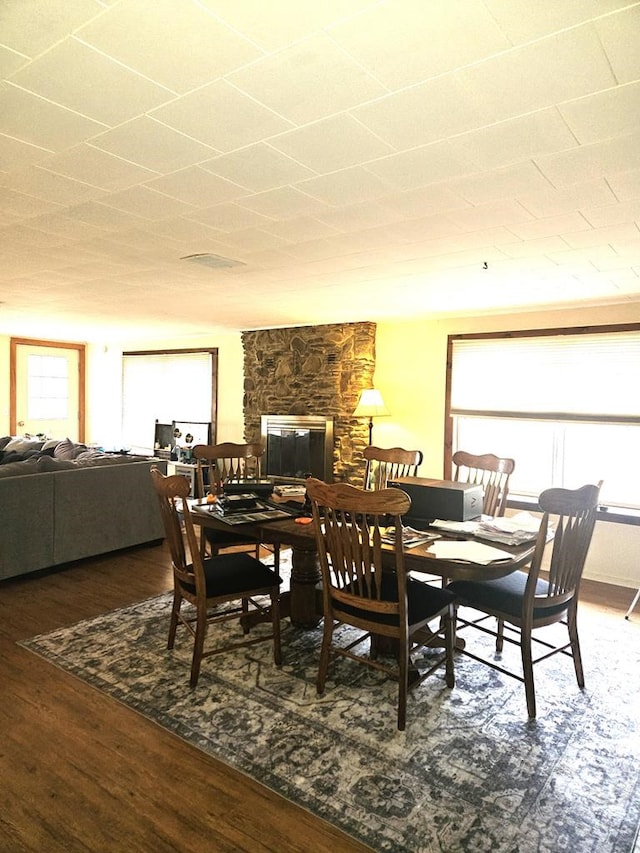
1, 544, 636, 852
0, 543, 371, 853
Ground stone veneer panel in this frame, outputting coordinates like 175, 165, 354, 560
242, 322, 376, 484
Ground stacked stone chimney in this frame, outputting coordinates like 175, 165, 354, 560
242, 322, 376, 484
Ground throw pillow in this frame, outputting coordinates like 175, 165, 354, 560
53, 438, 84, 460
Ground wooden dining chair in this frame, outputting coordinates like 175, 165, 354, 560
447, 481, 601, 718
306, 477, 456, 731
151, 468, 282, 687
452, 450, 515, 517
192, 442, 267, 558
363, 445, 423, 491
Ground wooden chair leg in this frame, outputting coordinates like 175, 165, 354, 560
271, 589, 282, 666
567, 610, 585, 688
496, 617, 505, 653
168, 588, 182, 649
444, 607, 455, 689
398, 641, 408, 731
316, 620, 333, 695
241, 597, 250, 634
190, 604, 207, 688
520, 626, 536, 718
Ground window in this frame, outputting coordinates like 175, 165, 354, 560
27, 354, 69, 420
121, 350, 217, 452
447, 325, 640, 510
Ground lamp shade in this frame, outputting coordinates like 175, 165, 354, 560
353, 388, 389, 419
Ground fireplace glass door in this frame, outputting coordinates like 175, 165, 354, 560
261, 415, 334, 482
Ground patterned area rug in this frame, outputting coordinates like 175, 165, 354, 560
20, 558, 640, 853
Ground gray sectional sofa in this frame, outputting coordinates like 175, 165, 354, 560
0, 436, 165, 581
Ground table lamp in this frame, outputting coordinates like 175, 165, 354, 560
353, 388, 389, 444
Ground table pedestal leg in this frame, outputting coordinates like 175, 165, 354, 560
289, 544, 322, 628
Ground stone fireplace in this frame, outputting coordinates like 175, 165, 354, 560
242, 322, 377, 484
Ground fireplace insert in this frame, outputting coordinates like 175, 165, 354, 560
260, 415, 334, 483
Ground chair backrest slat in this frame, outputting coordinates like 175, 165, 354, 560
151, 468, 205, 595
452, 451, 515, 516
525, 482, 601, 608
307, 478, 411, 620
192, 442, 264, 498
363, 446, 423, 491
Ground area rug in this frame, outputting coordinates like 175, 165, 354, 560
20, 559, 640, 853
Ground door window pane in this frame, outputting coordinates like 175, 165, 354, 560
27, 355, 68, 421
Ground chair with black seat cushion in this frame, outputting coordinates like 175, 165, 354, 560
452, 450, 515, 517
306, 477, 456, 730
151, 468, 281, 687
447, 481, 601, 718
192, 441, 272, 561
363, 445, 423, 491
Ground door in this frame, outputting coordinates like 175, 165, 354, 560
10, 338, 85, 441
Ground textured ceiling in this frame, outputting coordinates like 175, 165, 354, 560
1, 0, 639, 342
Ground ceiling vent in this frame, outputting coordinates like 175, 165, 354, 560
180, 253, 245, 270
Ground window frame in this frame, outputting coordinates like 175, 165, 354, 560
444, 322, 640, 524
121, 347, 218, 451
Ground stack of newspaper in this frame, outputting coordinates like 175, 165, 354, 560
474, 511, 542, 546
431, 511, 544, 546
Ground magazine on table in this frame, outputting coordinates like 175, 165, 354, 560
190, 497, 294, 524
381, 526, 441, 548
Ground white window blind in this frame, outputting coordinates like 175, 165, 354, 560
122, 352, 212, 450
451, 330, 640, 421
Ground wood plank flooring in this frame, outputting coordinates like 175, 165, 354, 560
1, 543, 636, 852
0, 543, 372, 853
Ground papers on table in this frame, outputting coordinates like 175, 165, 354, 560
431, 511, 543, 546
381, 527, 441, 549
273, 484, 306, 497
475, 511, 542, 546
425, 540, 515, 564
189, 500, 293, 524
431, 519, 481, 535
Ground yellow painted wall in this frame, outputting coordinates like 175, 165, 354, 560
373, 301, 640, 589
374, 301, 640, 477
2, 299, 639, 589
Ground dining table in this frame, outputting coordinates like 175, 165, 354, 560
188, 499, 539, 630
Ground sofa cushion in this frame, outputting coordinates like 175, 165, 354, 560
4, 437, 44, 454
36, 456, 78, 472
0, 459, 41, 478
74, 449, 111, 462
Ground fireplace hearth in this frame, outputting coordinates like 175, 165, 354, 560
260, 415, 334, 483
